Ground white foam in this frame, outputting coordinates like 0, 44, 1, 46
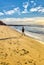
10, 27, 44, 44
16, 29, 44, 44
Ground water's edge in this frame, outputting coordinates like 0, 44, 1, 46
10, 26, 44, 42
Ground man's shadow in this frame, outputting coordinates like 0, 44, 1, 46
0, 37, 17, 40
0, 35, 23, 40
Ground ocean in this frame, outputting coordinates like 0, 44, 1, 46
11, 25, 44, 42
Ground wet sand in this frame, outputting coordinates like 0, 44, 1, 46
0, 26, 44, 65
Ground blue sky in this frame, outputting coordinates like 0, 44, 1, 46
0, 0, 44, 19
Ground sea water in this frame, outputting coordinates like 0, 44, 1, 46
11, 25, 44, 42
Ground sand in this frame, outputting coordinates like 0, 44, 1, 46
0, 26, 44, 65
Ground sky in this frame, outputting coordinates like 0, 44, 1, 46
0, 0, 44, 19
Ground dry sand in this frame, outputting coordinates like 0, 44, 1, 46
0, 26, 44, 65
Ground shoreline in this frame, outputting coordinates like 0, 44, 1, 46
11, 27, 44, 44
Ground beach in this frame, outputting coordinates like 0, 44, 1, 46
11, 26, 44, 42
0, 26, 44, 65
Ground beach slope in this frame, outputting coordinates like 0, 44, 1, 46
0, 26, 44, 65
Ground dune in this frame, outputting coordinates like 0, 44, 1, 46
0, 26, 44, 65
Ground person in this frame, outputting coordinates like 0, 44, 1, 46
22, 26, 25, 35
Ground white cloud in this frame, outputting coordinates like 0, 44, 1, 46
22, 1, 29, 14
2, 18, 33, 22
30, 0, 36, 6
31, 1, 34, 3
1, 17, 44, 25
4, 7, 20, 15
22, 8, 28, 14
14, 7, 19, 11
23, 2, 29, 8
4, 10, 15, 15
30, 8, 37, 12
38, 7, 44, 12
14, 7, 21, 15
22, 0, 37, 14
30, 6, 41, 12
2, 18, 34, 25
0, 12, 4, 16
30, 6, 44, 13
